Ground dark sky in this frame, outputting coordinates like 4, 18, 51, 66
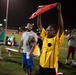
0, 0, 76, 30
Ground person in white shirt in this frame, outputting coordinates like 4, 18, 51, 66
18, 23, 38, 75
65, 29, 76, 65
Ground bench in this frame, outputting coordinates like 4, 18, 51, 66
0, 42, 5, 45
5, 47, 22, 57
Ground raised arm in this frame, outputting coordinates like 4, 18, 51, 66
37, 14, 43, 30
57, 2, 64, 37
37, 5, 43, 29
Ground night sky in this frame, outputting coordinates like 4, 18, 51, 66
0, 0, 76, 31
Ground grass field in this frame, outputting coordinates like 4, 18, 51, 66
0, 34, 76, 75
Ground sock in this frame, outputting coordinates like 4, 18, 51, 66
65, 59, 68, 64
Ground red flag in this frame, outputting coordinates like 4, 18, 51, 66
29, 3, 56, 19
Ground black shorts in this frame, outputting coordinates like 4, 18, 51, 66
0, 40, 4, 42
39, 65, 56, 75
68, 46, 75, 54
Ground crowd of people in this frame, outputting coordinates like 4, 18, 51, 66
18, 2, 64, 75
0, 2, 76, 75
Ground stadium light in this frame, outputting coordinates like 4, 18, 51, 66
4, 19, 6, 22
0, 24, 2, 26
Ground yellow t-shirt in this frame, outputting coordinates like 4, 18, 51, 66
40, 28, 64, 68
40, 28, 47, 40
33, 45, 40, 57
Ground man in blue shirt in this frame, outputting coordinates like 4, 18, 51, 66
0, 26, 5, 42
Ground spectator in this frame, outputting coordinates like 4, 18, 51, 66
0, 26, 5, 42
0, 26, 5, 59
18, 23, 38, 75
65, 29, 76, 65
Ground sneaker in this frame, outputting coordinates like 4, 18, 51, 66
58, 72, 63, 75
70, 63, 74, 66
25, 74, 28, 75
21, 64, 25, 68
65, 61, 69, 65
65, 62, 69, 65
65, 62, 67, 64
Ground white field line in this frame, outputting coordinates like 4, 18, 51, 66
60, 47, 66, 49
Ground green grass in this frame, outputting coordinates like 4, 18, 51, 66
0, 34, 76, 75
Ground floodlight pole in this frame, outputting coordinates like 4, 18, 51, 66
5, 0, 9, 34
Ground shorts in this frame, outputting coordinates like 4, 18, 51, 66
22, 53, 34, 72
75, 47, 76, 52
66, 46, 75, 53
0, 40, 4, 42
39, 65, 56, 75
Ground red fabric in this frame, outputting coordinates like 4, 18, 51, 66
29, 3, 56, 19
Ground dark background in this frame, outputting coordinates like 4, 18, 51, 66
0, 0, 76, 31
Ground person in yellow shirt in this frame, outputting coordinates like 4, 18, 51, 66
37, 2, 64, 75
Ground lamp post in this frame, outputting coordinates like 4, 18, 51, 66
5, 0, 9, 34
4, 19, 6, 30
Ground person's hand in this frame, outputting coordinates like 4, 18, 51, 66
56, 2, 61, 12
29, 52, 33, 57
28, 37, 35, 43
18, 49, 21, 54
38, 5, 43, 9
